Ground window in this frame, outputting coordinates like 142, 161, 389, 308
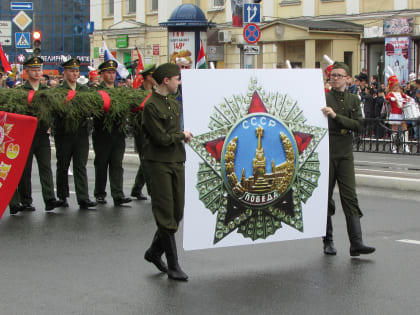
280, 0, 301, 5
107, 0, 114, 16
149, 0, 158, 11
212, 0, 224, 7
126, 0, 136, 14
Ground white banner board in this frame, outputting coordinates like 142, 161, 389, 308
182, 69, 329, 250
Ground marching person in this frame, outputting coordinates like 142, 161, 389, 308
321, 61, 375, 257
142, 63, 193, 281
131, 63, 156, 201
9, 57, 63, 214
92, 60, 131, 206
53, 58, 97, 209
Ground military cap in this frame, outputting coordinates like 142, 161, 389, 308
62, 58, 80, 69
23, 56, 43, 68
98, 60, 118, 73
331, 61, 350, 75
0, 65, 4, 74
141, 63, 156, 76
152, 63, 180, 84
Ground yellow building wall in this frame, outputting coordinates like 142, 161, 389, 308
146, 13, 158, 26
409, 0, 420, 9
102, 18, 114, 29
261, 43, 278, 68
277, 2, 303, 18
225, 45, 241, 68
145, 30, 169, 65
261, 24, 310, 42
360, 0, 394, 13
318, 0, 346, 16
331, 39, 360, 76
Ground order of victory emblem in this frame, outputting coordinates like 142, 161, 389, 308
189, 78, 327, 244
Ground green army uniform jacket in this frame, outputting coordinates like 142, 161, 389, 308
19, 81, 49, 136
141, 91, 186, 163
53, 80, 90, 136
326, 89, 363, 159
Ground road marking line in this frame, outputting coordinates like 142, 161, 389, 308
356, 174, 420, 182
355, 168, 416, 175
355, 160, 419, 167
396, 239, 420, 245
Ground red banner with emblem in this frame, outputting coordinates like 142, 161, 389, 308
0, 111, 38, 219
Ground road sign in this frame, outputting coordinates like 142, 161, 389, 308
243, 45, 260, 55
243, 3, 261, 24
15, 32, 30, 48
243, 23, 261, 44
11, 2, 33, 11
17, 54, 25, 63
13, 11, 32, 31
0, 21, 12, 46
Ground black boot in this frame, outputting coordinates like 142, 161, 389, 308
144, 231, 167, 273
345, 215, 375, 256
159, 230, 188, 281
323, 215, 337, 255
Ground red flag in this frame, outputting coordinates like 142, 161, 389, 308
0, 112, 38, 219
0, 44, 11, 73
133, 48, 145, 89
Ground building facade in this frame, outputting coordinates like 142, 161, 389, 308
0, 0, 91, 74
90, 0, 420, 83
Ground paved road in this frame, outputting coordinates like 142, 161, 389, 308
1, 160, 419, 315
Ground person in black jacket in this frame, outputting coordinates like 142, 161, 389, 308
362, 87, 375, 137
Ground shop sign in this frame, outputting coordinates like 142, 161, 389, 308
168, 31, 195, 68
385, 37, 410, 85
384, 18, 413, 35
207, 45, 224, 61
116, 35, 128, 48
243, 45, 260, 55
40, 55, 90, 64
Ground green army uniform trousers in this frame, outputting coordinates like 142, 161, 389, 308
9, 190, 21, 209
131, 132, 147, 195
143, 160, 185, 232
328, 156, 362, 217
54, 134, 90, 203
92, 131, 125, 200
19, 133, 56, 204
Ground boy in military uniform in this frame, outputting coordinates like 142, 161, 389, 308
92, 60, 131, 206
131, 63, 156, 201
321, 62, 375, 256
53, 58, 97, 209
9, 57, 62, 214
142, 63, 193, 281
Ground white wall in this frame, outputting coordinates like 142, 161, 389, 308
114, 0, 122, 24
303, 0, 315, 17
91, 0, 102, 29
158, 0, 182, 24
262, 0, 274, 21
394, 0, 408, 10
346, 0, 359, 15
225, 0, 232, 23
136, 0, 146, 23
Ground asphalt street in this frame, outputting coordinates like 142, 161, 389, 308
1, 149, 420, 315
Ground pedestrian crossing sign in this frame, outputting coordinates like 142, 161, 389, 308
15, 32, 30, 48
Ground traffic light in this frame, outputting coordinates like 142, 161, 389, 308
32, 31, 42, 56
